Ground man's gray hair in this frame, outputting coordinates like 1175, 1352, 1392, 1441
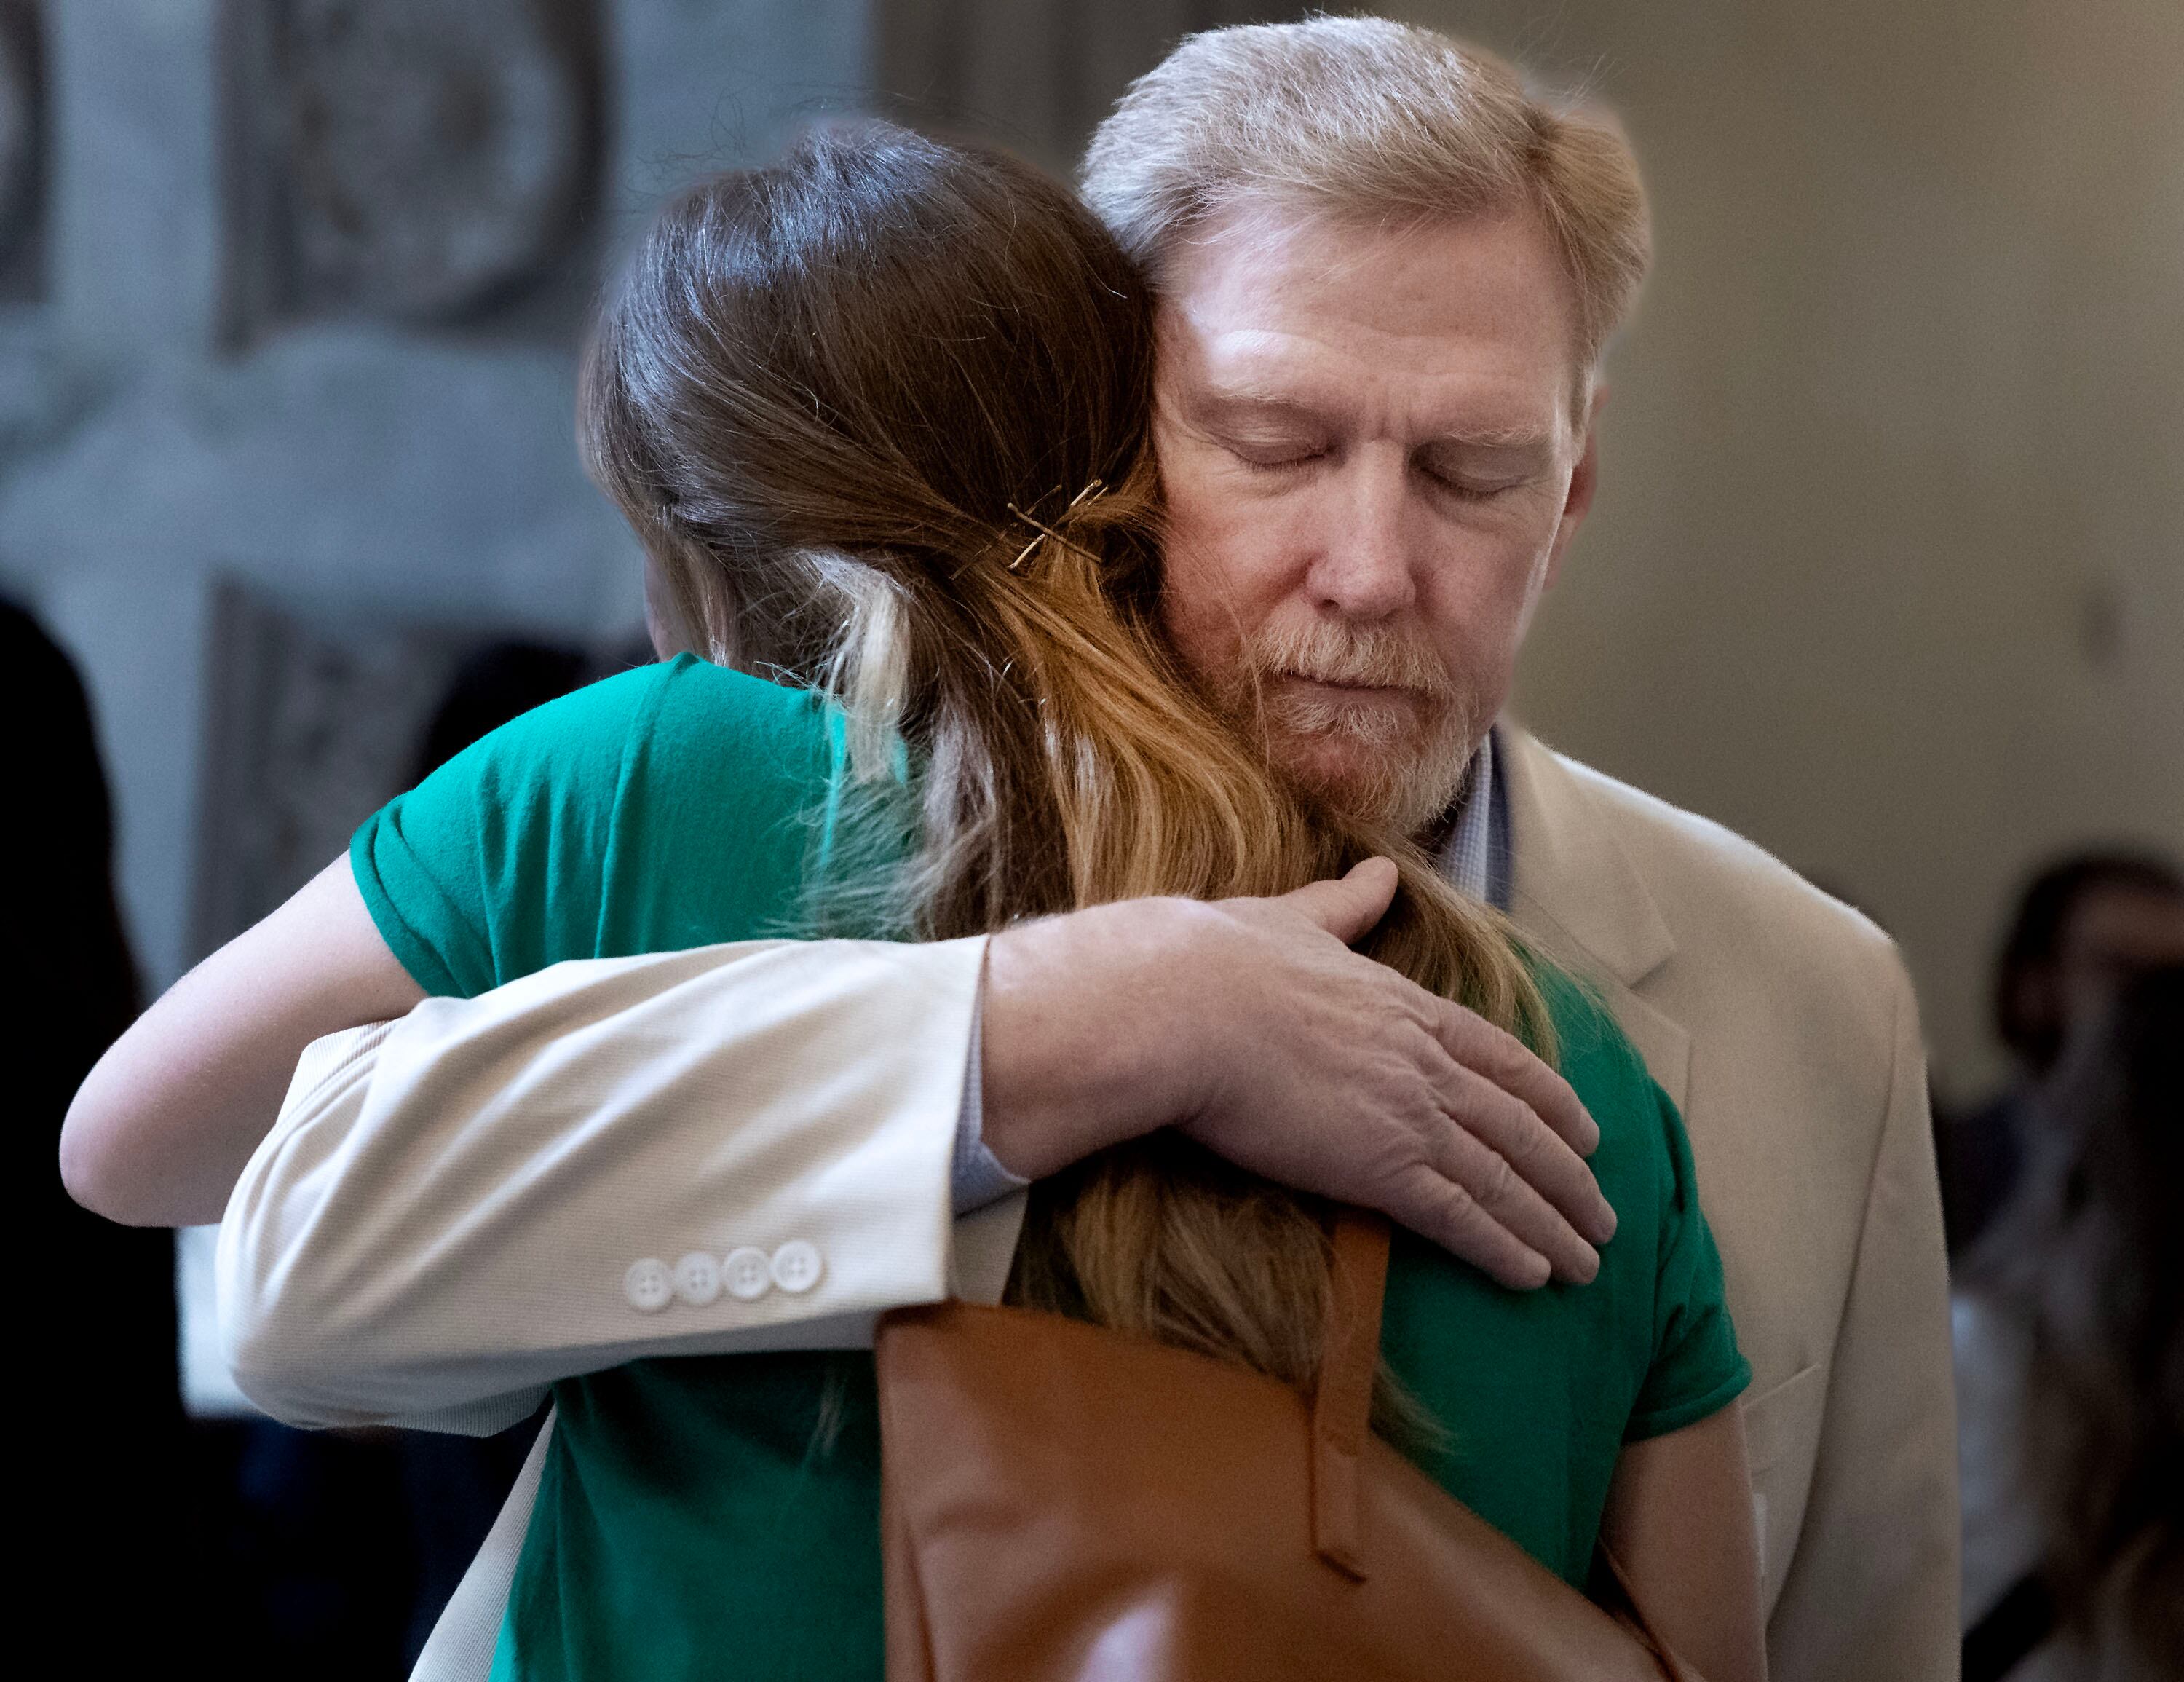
1080, 16, 1650, 370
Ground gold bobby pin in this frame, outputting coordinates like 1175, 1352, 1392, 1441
1006, 479, 1109, 571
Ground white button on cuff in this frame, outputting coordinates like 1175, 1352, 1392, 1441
673, 1252, 721, 1306
625, 1258, 673, 1314
770, 1240, 823, 1295
723, 1247, 772, 1301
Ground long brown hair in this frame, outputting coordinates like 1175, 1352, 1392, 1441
1973, 966, 2184, 1675
581, 121, 1551, 1399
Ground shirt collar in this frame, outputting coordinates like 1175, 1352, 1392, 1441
1434, 725, 1510, 910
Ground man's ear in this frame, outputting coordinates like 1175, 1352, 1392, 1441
1543, 384, 1608, 591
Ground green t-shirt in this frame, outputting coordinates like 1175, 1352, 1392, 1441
352, 655, 1749, 1682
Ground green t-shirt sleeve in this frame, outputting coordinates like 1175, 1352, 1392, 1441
1624, 1078, 1752, 1440
350, 664, 667, 999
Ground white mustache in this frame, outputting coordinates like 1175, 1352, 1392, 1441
1214, 619, 1481, 834
1245, 620, 1457, 701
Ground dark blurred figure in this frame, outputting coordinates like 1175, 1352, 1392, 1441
1939, 853, 2184, 1255
1955, 963, 2184, 1681
411, 639, 593, 787
4, 599, 185, 1664
198, 1419, 418, 1676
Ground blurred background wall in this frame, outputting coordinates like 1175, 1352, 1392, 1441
1, 0, 866, 1001
1429, 0, 2184, 1103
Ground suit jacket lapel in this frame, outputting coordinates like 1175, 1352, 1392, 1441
1498, 725, 1693, 1109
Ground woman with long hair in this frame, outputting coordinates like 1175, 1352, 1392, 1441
67, 123, 1761, 1679
1959, 963, 2184, 1681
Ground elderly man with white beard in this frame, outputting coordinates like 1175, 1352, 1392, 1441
66, 20, 1955, 1682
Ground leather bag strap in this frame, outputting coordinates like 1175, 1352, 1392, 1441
1310, 1207, 1391, 1580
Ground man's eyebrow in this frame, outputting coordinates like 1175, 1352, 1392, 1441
1422, 425, 1556, 453
1184, 388, 1555, 453
1184, 390, 1335, 428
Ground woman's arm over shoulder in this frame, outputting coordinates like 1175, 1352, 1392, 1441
218, 935, 986, 1427
61, 858, 424, 1226
1602, 1402, 1768, 1682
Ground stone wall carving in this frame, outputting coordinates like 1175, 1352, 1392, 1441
186, 577, 636, 963
0, 0, 44, 302
217, 0, 604, 347
188, 577, 471, 957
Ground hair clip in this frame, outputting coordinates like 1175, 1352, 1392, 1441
1006, 479, 1109, 571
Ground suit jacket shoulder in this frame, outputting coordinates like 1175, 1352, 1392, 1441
1533, 742, 1905, 1008
1504, 731, 1912, 1118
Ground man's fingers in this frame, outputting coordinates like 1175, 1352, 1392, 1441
1432, 1000, 1604, 1161
1388, 1166, 1554, 1291
1277, 857, 1400, 947
1434, 1058, 1618, 1248
1427, 1100, 1602, 1284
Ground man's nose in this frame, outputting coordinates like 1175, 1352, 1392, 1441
1307, 452, 1417, 622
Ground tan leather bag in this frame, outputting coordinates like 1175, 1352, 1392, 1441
875, 1207, 1698, 1681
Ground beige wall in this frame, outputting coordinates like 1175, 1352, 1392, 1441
875, 0, 2184, 1094
1393, 0, 2184, 1094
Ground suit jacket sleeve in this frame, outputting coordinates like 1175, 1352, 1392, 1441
215, 935, 989, 1433
1767, 963, 1961, 1682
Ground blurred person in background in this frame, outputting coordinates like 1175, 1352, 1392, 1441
1955, 963, 2184, 1681
1939, 853, 2184, 1256
7, 599, 183, 1667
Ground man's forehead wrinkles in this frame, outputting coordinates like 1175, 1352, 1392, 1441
1179, 353, 1562, 451
1195, 399, 1554, 457
1160, 207, 1586, 431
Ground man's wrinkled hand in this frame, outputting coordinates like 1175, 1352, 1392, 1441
980, 858, 1615, 1290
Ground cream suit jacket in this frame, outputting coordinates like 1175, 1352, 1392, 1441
220, 730, 1956, 1682
218, 936, 1020, 1434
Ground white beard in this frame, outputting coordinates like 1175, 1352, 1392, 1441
1224, 617, 1482, 837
